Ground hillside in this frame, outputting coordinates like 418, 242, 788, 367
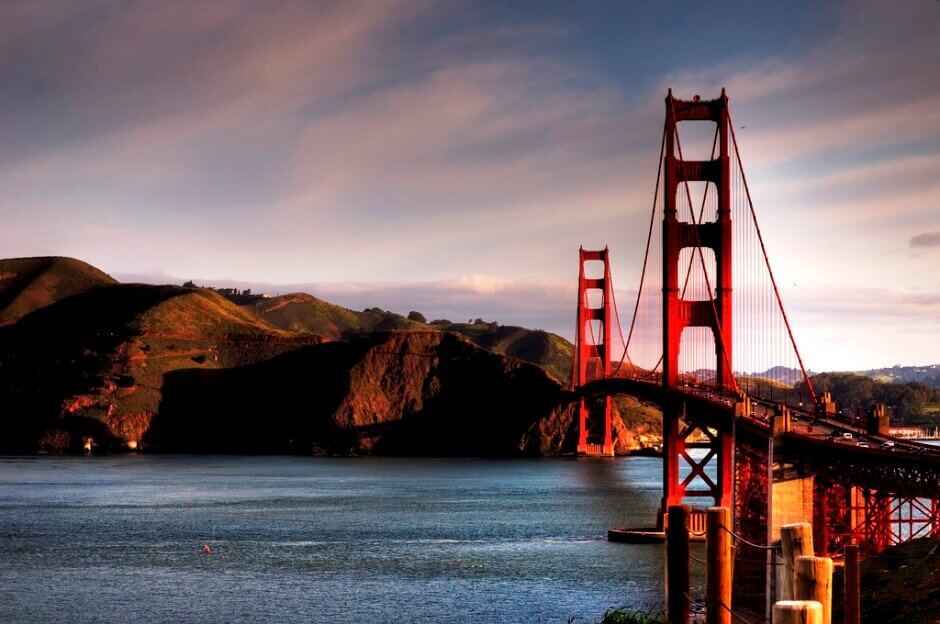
245, 292, 424, 339
247, 293, 662, 441
0, 258, 663, 454
152, 330, 570, 455
151, 330, 653, 455
2, 324, 646, 455
0, 283, 322, 452
831, 538, 940, 624
246, 293, 575, 382
0, 256, 117, 325
794, 372, 940, 423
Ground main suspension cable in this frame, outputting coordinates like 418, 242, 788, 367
615, 120, 668, 377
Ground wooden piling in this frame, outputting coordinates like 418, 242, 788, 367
794, 556, 833, 624
773, 600, 823, 624
706, 506, 732, 624
844, 544, 860, 624
780, 522, 814, 601
666, 504, 690, 624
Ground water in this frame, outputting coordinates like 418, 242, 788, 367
0, 455, 680, 624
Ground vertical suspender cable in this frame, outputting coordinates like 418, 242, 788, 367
728, 116, 818, 405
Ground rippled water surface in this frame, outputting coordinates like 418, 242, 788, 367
0, 455, 675, 623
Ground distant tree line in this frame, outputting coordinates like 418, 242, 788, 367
794, 373, 939, 423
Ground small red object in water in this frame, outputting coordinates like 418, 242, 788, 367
202, 544, 212, 554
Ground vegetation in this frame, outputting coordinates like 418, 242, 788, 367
247, 293, 575, 381
245, 293, 424, 340
831, 538, 940, 624
795, 373, 940, 423
613, 395, 662, 436
574, 608, 665, 624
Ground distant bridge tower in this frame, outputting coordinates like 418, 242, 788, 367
661, 90, 735, 516
574, 246, 614, 456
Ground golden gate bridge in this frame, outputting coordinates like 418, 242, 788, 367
567, 89, 940, 612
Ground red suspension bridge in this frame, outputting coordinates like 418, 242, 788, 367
569, 89, 940, 609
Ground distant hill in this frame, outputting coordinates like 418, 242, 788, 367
793, 372, 940, 424
0, 256, 117, 325
855, 364, 940, 389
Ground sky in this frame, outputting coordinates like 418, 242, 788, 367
1, 0, 938, 371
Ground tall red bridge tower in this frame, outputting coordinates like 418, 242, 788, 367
574, 246, 614, 456
661, 89, 735, 517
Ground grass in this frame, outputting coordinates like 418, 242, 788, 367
246, 293, 423, 340
133, 287, 292, 338
0, 256, 116, 325
248, 294, 577, 382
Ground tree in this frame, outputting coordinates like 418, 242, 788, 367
795, 373, 940, 423
407, 311, 427, 323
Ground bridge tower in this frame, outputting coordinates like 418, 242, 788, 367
574, 246, 614, 456
661, 90, 735, 516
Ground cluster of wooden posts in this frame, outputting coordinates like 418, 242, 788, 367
665, 505, 861, 624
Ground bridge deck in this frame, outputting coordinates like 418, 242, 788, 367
573, 376, 940, 497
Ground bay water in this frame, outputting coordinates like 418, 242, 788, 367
0, 455, 688, 624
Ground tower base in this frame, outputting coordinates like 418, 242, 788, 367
577, 442, 615, 457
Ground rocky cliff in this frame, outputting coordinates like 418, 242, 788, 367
151, 330, 603, 455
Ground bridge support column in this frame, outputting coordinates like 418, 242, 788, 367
659, 396, 734, 527
574, 247, 614, 456
659, 90, 735, 521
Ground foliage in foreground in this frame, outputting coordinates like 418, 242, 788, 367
571, 608, 666, 624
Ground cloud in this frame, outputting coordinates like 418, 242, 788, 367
0, 0, 657, 284
910, 232, 940, 248
2, 0, 939, 371
666, 2, 940, 166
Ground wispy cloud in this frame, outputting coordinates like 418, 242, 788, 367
910, 231, 940, 249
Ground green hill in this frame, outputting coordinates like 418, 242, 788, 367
0, 256, 117, 325
245, 293, 424, 339
246, 294, 574, 382
429, 320, 574, 383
